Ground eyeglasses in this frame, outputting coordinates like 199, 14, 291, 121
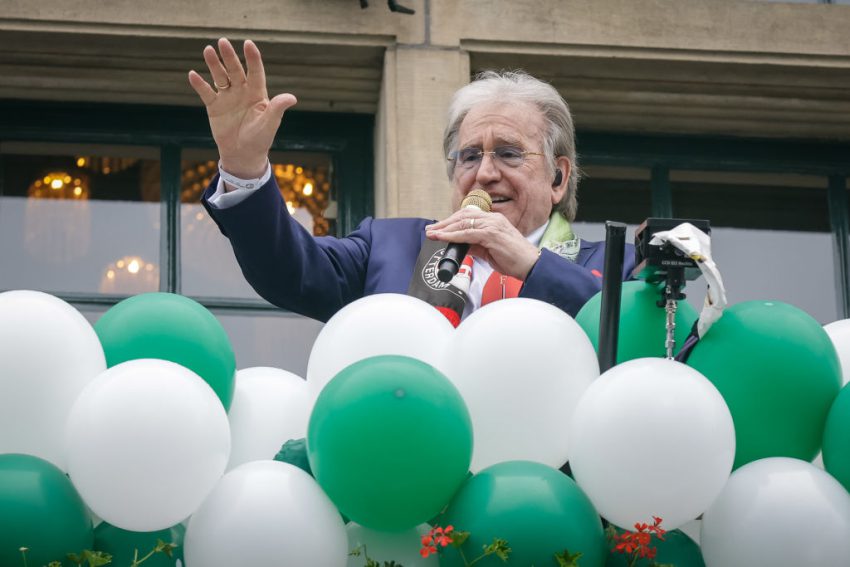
447, 145, 544, 172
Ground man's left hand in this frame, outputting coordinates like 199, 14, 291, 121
426, 210, 540, 280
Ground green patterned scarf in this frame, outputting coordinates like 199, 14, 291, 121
539, 212, 580, 262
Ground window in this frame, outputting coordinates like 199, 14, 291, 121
1, 142, 161, 296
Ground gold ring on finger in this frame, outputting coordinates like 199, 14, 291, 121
214, 77, 232, 90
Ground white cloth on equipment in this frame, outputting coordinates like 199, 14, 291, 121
650, 223, 727, 337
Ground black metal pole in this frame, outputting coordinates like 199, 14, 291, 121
598, 221, 627, 373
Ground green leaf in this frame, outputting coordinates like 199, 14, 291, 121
450, 530, 471, 548
483, 538, 511, 561
554, 549, 583, 567
81, 550, 112, 567
153, 540, 177, 558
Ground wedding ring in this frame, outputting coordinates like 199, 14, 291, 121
469, 218, 476, 230
214, 77, 232, 90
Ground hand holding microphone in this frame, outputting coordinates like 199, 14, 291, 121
436, 189, 492, 282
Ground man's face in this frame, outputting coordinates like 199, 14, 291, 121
450, 101, 567, 237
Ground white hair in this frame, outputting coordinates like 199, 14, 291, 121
443, 70, 580, 221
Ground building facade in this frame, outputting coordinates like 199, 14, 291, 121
2, 0, 849, 373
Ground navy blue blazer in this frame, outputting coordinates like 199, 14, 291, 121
203, 176, 636, 323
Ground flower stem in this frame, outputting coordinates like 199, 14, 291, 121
131, 547, 159, 566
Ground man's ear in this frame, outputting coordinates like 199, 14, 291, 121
551, 157, 571, 203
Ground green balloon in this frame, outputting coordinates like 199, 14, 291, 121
576, 281, 698, 363
823, 383, 850, 492
606, 529, 705, 567
0, 454, 93, 567
307, 355, 472, 531
94, 292, 236, 409
94, 522, 184, 567
274, 438, 313, 476
687, 301, 841, 469
438, 461, 606, 567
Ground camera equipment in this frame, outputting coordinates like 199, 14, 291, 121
633, 218, 711, 359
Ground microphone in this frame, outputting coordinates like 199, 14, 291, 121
437, 189, 492, 283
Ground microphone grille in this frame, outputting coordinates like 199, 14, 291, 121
461, 189, 492, 213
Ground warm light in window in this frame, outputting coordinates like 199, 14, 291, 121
76, 157, 86, 167
29, 172, 90, 200
100, 256, 158, 294
296, 167, 303, 174
303, 183, 313, 196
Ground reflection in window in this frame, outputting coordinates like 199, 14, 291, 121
0, 142, 160, 296
180, 150, 335, 301
178, 151, 334, 235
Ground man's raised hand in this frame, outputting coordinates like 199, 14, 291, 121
188, 38, 297, 180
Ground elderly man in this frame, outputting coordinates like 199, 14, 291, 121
190, 38, 634, 323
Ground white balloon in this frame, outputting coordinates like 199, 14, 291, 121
570, 358, 735, 530
227, 367, 313, 470
701, 457, 850, 567
347, 523, 437, 567
66, 359, 230, 531
306, 294, 454, 395
824, 319, 850, 386
443, 298, 598, 471
185, 460, 347, 567
0, 290, 106, 470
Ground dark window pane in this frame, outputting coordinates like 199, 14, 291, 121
672, 170, 829, 232
575, 165, 652, 226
